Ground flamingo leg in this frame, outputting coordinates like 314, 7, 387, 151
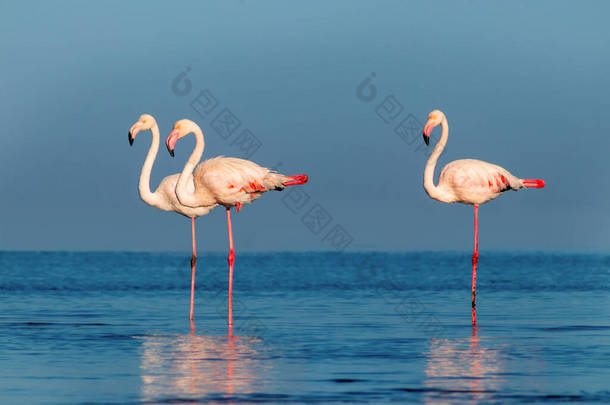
471, 204, 479, 325
226, 207, 235, 327
190, 217, 197, 321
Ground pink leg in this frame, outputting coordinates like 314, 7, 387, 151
226, 208, 235, 327
471, 205, 479, 325
190, 217, 197, 321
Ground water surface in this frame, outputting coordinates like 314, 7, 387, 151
1, 252, 609, 403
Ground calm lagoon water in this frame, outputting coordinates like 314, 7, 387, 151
1, 251, 609, 404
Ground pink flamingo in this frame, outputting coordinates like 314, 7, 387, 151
422, 110, 545, 324
128, 114, 217, 322
165, 119, 308, 326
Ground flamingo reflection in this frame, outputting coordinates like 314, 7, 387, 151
423, 327, 504, 404
137, 325, 271, 401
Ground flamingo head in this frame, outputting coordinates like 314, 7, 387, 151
128, 114, 156, 146
166, 119, 197, 157
422, 109, 445, 146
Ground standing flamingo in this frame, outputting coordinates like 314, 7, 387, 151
165, 119, 308, 326
128, 114, 217, 322
421, 110, 545, 324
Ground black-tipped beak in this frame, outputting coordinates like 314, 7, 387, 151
422, 133, 430, 146
128, 132, 134, 146
165, 128, 179, 158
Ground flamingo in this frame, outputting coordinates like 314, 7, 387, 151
165, 119, 308, 326
421, 109, 545, 324
128, 114, 217, 322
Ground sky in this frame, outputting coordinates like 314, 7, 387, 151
1, 0, 609, 252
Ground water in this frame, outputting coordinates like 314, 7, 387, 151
1, 251, 609, 404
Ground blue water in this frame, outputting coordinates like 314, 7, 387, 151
1, 252, 609, 404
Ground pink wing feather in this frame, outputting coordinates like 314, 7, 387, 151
193, 157, 288, 206
439, 159, 522, 204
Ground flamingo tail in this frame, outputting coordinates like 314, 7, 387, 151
522, 179, 545, 188
283, 174, 309, 186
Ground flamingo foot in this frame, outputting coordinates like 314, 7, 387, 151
284, 174, 308, 186
522, 179, 545, 188
235, 203, 242, 213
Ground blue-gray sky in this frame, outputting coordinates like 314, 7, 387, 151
1, 0, 609, 252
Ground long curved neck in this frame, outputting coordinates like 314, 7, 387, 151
138, 124, 162, 207
423, 117, 451, 202
176, 125, 205, 207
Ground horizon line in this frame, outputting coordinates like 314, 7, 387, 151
1, 249, 609, 255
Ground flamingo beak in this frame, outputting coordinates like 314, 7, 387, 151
166, 129, 180, 157
422, 119, 438, 146
128, 122, 142, 146
422, 123, 431, 146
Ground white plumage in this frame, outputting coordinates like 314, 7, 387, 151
193, 156, 289, 207
166, 119, 306, 211
436, 159, 523, 205
128, 114, 216, 218
422, 110, 544, 206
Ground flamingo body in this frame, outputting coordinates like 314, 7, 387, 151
192, 156, 293, 208
154, 173, 218, 218
153, 173, 213, 217
435, 159, 526, 206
